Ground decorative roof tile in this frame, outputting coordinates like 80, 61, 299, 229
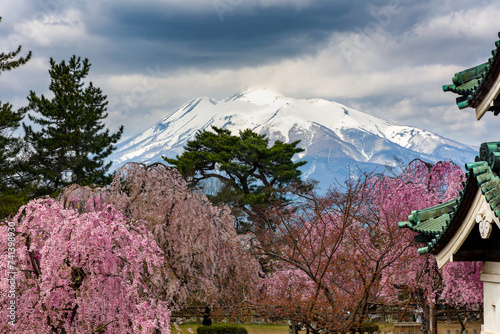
399, 142, 500, 256
442, 33, 500, 115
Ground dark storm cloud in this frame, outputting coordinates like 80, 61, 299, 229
81, 0, 409, 72
3, 0, 493, 73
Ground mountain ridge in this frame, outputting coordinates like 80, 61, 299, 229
108, 88, 477, 189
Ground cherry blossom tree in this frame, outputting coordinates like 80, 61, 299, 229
371, 160, 465, 296
0, 198, 169, 333
257, 170, 413, 332
439, 261, 483, 333
58, 162, 261, 308
441, 262, 483, 308
258, 160, 477, 333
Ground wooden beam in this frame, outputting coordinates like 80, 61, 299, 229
476, 67, 500, 120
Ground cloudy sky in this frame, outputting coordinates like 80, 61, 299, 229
1, 0, 499, 146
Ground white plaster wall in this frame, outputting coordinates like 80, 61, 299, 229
481, 262, 500, 334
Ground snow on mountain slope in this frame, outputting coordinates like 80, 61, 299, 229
108, 88, 477, 189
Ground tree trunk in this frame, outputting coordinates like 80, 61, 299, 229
429, 304, 437, 334
423, 305, 430, 334
451, 305, 468, 334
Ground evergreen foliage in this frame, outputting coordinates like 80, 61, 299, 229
164, 126, 309, 232
196, 324, 248, 334
359, 321, 380, 334
22, 55, 123, 196
0, 16, 32, 217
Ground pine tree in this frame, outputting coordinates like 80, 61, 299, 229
23, 55, 123, 196
0, 16, 32, 217
164, 126, 309, 232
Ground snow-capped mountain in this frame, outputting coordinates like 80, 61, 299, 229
108, 88, 477, 190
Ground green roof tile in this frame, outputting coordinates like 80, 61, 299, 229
418, 247, 429, 255
451, 63, 489, 86
443, 33, 500, 111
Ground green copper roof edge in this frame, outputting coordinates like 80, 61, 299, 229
479, 142, 500, 174
443, 33, 500, 110
398, 170, 472, 255
472, 164, 491, 175
484, 184, 500, 200
466, 161, 488, 171
418, 247, 429, 255
451, 62, 489, 86
470, 159, 500, 222
407, 199, 457, 228
442, 84, 456, 92
488, 196, 500, 212
408, 210, 418, 225
458, 100, 470, 109
398, 221, 411, 228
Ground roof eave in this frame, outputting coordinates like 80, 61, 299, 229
469, 49, 500, 120
473, 65, 500, 120
434, 187, 482, 268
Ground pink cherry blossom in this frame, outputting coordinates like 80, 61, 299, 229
0, 198, 170, 333
58, 162, 261, 307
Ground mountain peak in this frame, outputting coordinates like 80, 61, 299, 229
227, 88, 286, 106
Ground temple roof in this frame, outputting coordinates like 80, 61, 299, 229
399, 142, 500, 257
442, 33, 500, 119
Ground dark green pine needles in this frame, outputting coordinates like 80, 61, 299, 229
164, 126, 309, 233
23, 55, 123, 196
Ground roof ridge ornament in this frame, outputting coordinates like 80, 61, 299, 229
477, 201, 494, 239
